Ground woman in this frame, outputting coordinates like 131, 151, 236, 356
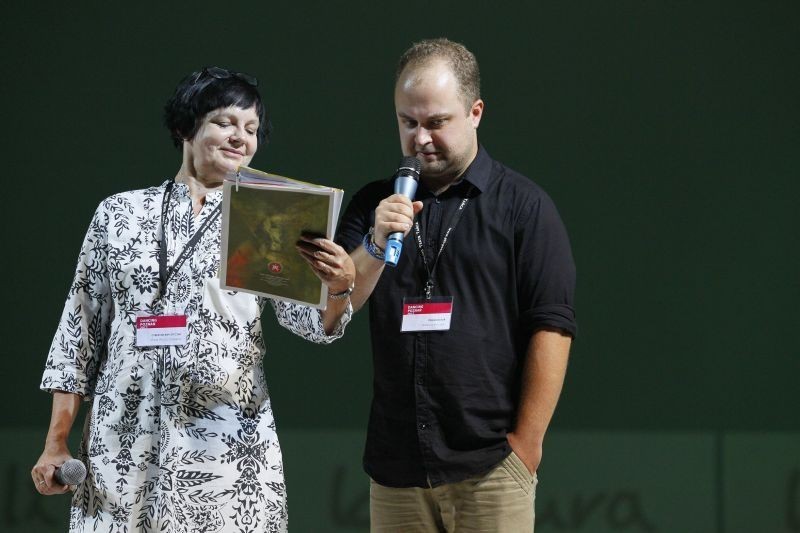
31, 67, 355, 532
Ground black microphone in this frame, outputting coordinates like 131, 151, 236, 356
54, 458, 87, 485
384, 156, 421, 267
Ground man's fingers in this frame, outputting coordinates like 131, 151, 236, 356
378, 196, 416, 218
375, 211, 414, 240
386, 193, 414, 204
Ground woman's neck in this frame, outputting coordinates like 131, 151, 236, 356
174, 168, 222, 216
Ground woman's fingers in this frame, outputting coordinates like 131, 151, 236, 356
296, 238, 355, 290
32, 463, 71, 495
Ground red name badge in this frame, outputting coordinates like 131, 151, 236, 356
401, 296, 454, 332
135, 315, 188, 347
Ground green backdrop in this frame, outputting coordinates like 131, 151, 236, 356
2, 1, 797, 531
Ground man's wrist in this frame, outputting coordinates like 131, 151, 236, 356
362, 227, 385, 261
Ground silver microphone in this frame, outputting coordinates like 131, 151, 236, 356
54, 458, 87, 485
384, 156, 422, 267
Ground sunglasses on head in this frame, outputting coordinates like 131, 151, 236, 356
200, 66, 258, 87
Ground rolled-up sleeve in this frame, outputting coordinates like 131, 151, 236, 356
515, 193, 577, 338
270, 299, 353, 344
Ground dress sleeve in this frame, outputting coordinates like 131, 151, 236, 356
269, 299, 353, 344
40, 202, 113, 398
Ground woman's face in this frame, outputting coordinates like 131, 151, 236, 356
186, 105, 259, 179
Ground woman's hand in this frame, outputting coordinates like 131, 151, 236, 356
296, 236, 355, 294
31, 443, 73, 495
33, 391, 82, 495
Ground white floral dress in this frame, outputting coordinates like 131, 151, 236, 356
40, 181, 350, 533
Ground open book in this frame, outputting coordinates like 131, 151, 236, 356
219, 166, 344, 309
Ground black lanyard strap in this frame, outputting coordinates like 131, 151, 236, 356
158, 181, 222, 293
413, 187, 473, 299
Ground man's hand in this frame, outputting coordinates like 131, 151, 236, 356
507, 329, 572, 476
507, 431, 542, 476
373, 194, 424, 249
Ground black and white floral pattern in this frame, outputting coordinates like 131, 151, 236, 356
41, 182, 350, 533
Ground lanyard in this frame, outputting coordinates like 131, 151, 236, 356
413, 187, 473, 299
158, 181, 222, 293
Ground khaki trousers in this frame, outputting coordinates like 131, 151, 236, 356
370, 451, 537, 533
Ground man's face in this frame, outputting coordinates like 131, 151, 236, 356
394, 61, 483, 185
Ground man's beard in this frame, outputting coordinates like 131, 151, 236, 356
421, 159, 448, 178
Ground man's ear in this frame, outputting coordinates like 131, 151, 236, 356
470, 99, 484, 128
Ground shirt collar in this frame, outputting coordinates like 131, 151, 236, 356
453, 144, 492, 193
417, 144, 492, 199
166, 179, 223, 205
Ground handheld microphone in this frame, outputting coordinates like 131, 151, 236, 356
54, 458, 87, 486
384, 156, 421, 267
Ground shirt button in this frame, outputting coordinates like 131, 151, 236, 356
419, 423, 428, 430
434, 197, 441, 204
416, 377, 424, 385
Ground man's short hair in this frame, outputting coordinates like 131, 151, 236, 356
163, 67, 272, 149
395, 38, 481, 110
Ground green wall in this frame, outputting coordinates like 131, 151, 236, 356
2, 1, 797, 531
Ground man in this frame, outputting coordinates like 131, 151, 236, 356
336, 38, 576, 532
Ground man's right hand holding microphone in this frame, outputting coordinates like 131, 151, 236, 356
348, 157, 423, 310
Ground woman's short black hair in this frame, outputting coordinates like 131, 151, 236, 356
163, 67, 272, 149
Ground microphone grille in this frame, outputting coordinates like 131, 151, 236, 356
399, 156, 421, 174
56, 458, 87, 485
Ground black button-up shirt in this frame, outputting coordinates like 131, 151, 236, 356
336, 146, 576, 487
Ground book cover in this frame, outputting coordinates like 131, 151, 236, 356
219, 166, 343, 309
